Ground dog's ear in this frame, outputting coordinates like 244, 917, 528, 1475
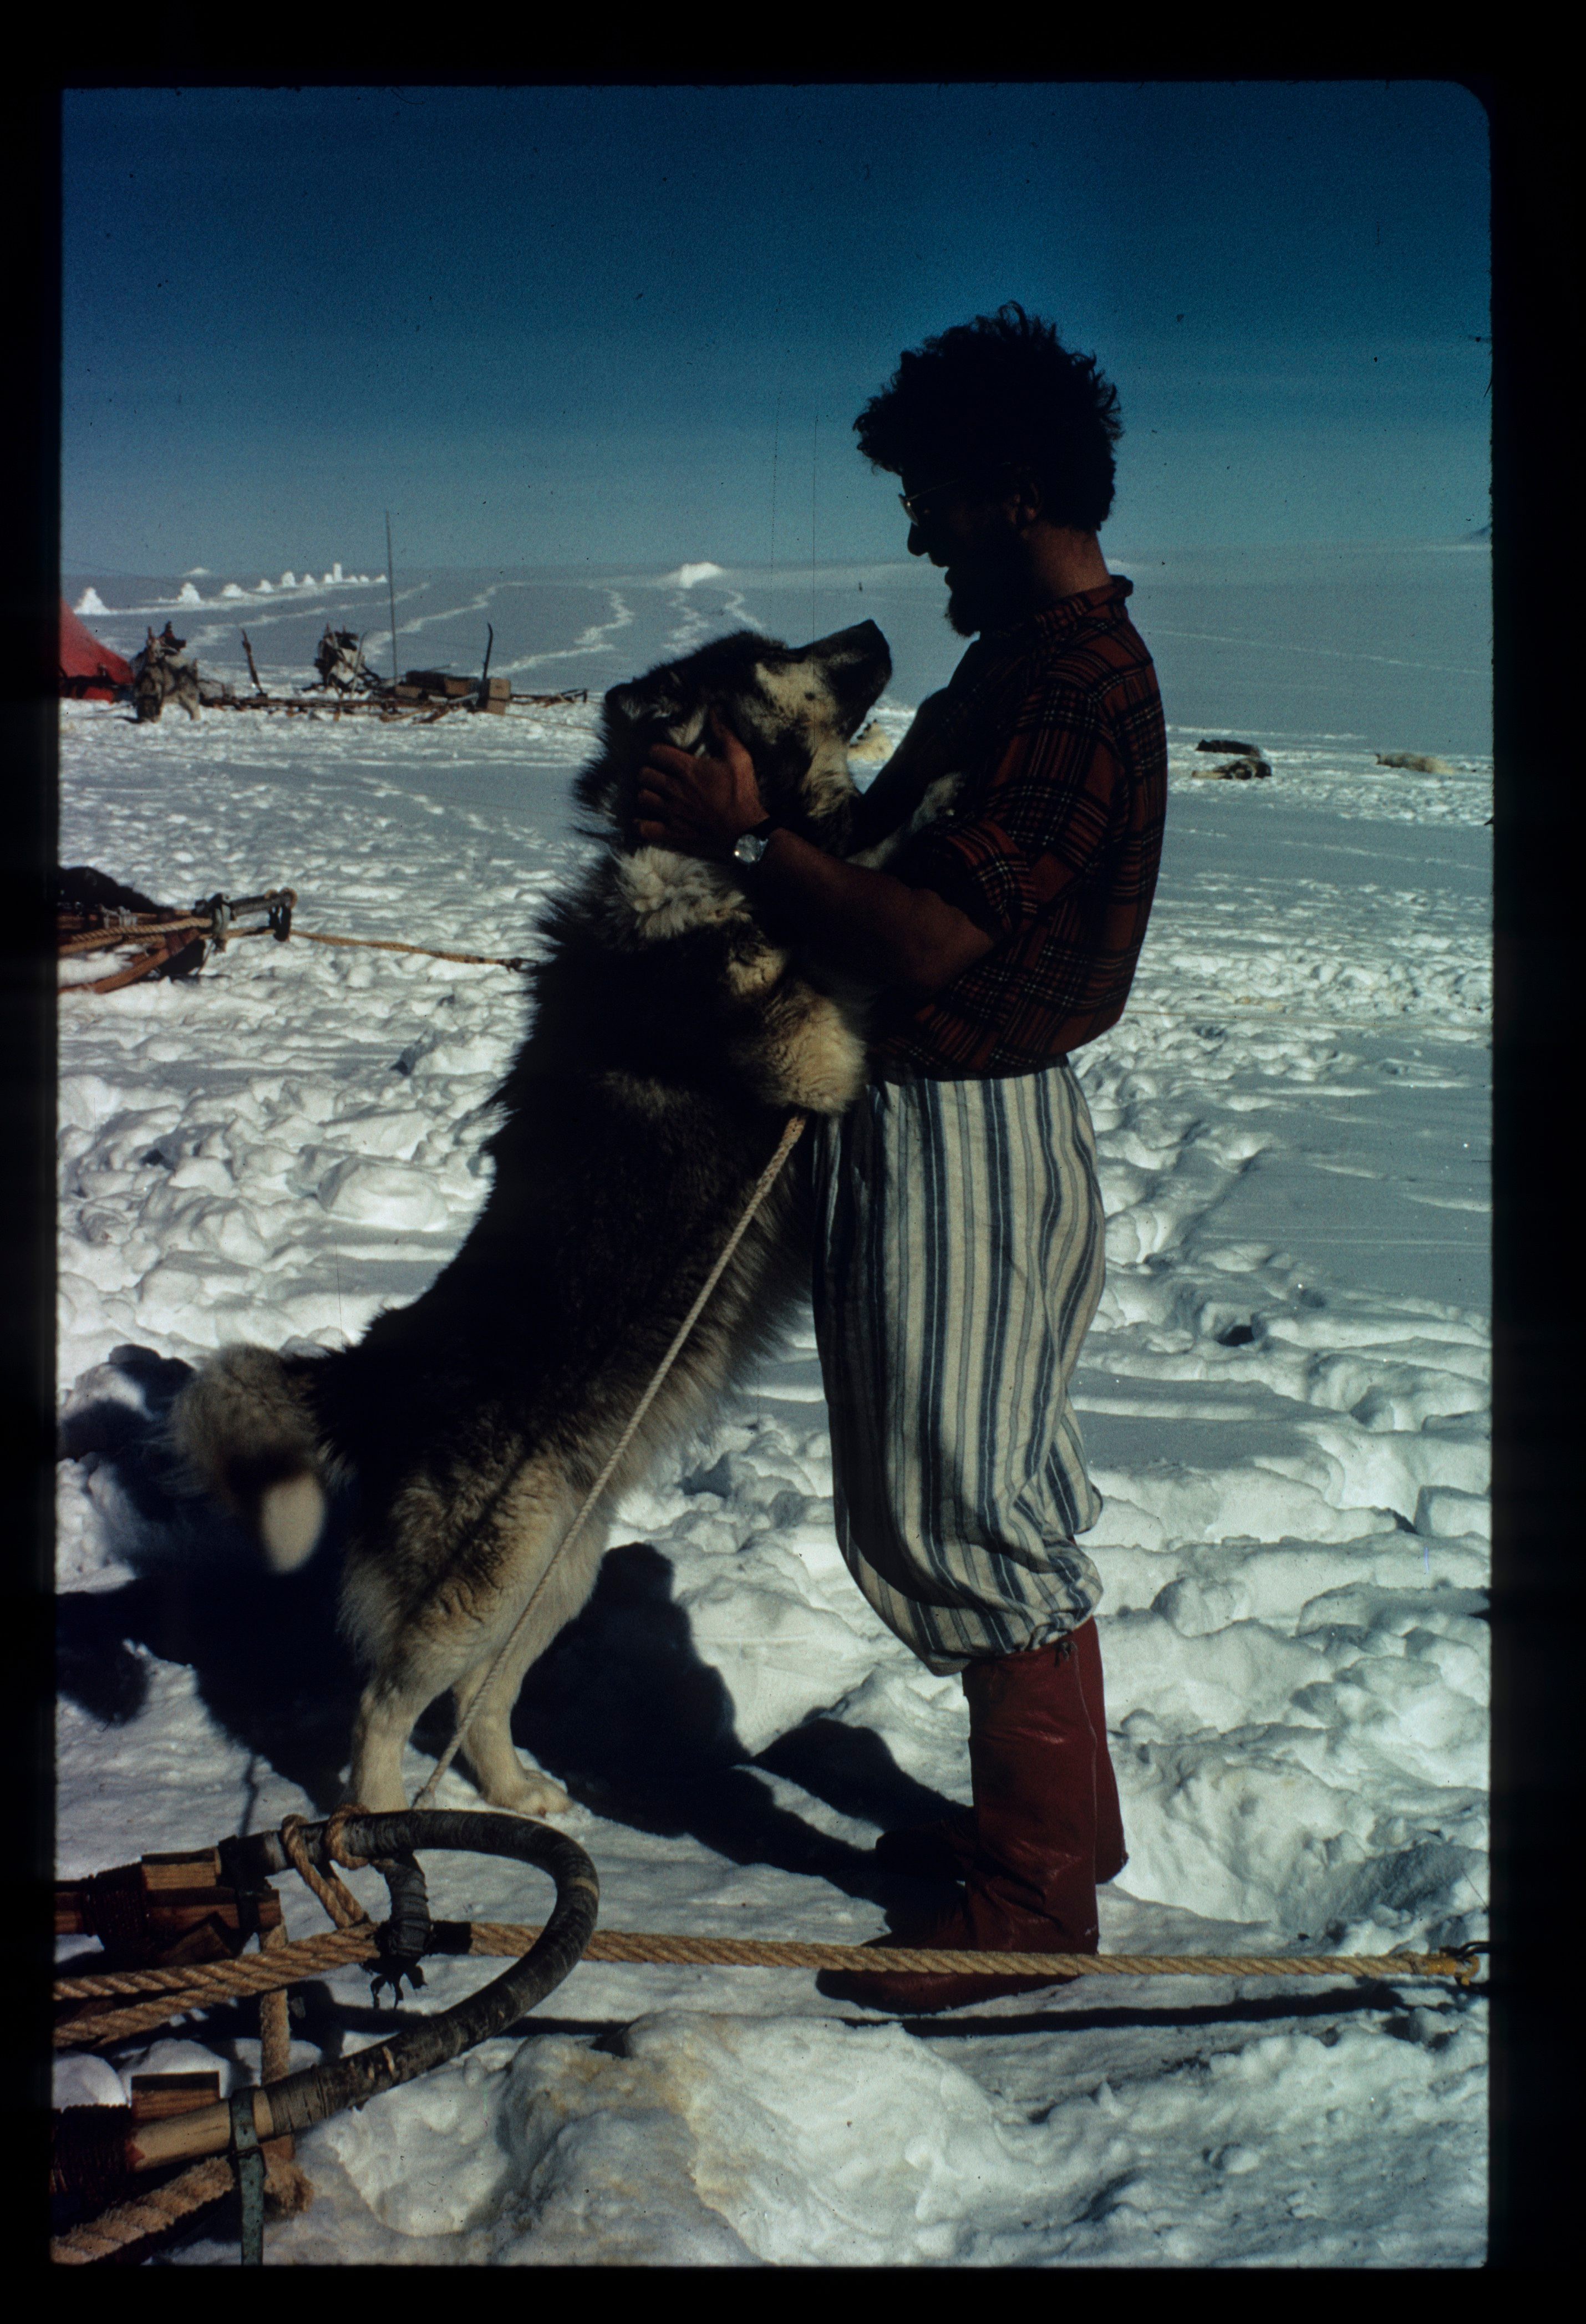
606, 675, 685, 733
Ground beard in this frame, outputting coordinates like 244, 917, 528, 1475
943, 552, 1028, 639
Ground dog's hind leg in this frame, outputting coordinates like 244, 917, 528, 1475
347, 1670, 434, 1814
345, 1623, 553, 1815
344, 1603, 514, 1813
451, 1653, 573, 1818
449, 1517, 613, 1816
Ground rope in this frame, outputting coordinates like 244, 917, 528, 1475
411, 1108, 811, 1811
290, 928, 530, 971
279, 1807, 374, 1930
61, 915, 528, 974
464, 1923, 1480, 1985
53, 1918, 1480, 2049
58, 913, 214, 955
51, 2156, 237, 2266
54, 1929, 381, 2047
43, 1915, 1480, 2267
54, 1803, 381, 2046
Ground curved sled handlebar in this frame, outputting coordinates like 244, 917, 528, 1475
126, 1811, 598, 2172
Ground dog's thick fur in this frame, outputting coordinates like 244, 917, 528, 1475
171, 620, 921, 1816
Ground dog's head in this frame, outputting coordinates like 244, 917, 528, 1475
581, 620, 892, 848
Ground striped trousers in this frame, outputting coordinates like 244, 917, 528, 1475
809, 1060, 1107, 1674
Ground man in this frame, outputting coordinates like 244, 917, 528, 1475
636, 304, 1167, 2011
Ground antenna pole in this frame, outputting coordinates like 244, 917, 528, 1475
770, 387, 781, 582
385, 511, 399, 691
811, 412, 819, 642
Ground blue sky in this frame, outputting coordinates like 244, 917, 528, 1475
62, 82, 1491, 573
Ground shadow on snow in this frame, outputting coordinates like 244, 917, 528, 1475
56, 1346, 954, 1921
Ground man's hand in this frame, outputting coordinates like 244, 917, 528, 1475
634, 705, 994, 1002
635, 710, 767, 858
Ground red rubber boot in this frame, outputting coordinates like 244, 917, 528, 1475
871, 1621, 1127, 1887
821, 1630, 1112, 2014
871, 1808, 976, 1881
1073, 1618, 1127, 1884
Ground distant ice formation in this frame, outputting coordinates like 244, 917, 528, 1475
668, 562, 726, 589
176, 582, 204, 606
74, 587, 108, 617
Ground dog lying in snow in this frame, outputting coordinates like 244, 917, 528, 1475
172, 618, 962, 1817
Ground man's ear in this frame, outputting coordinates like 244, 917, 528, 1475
1004, 471, 1044, 532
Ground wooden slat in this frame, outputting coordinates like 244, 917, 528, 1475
129, 2073, 222, 2124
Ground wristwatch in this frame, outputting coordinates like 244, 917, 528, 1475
731, 818, 777, 867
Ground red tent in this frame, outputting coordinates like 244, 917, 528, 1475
59, 598, 133, 699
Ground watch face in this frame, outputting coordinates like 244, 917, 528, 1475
734, 831, 767, 864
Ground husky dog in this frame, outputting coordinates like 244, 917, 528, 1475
133, 624, 202, 723
172, 621, 903, 1816
314, 625, 378, 693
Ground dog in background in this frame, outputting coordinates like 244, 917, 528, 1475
132, 624, 202, 723
172, 620, 927, 1816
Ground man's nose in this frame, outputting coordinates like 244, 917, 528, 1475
907, 521, 928, 558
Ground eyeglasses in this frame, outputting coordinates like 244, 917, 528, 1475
897, 477, 972, 525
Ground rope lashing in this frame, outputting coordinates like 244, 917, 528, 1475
411, 1107, 811, 1812
278, 1807, 373, 1931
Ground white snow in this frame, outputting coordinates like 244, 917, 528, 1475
55, 551, 1490, 2267
668, 561, 727, 588
176, 581, 203, 606
74, 586, 108, 616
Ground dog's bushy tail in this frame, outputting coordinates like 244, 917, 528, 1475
170, 1344, 328, 1573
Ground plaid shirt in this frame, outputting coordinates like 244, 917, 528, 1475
864, 577, 1167, 1079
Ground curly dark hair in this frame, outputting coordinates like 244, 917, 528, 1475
853, 304, 1123, 533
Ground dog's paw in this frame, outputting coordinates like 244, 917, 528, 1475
734, 986, 868, 1115
481, 1764, 573, 1818
849, 770, 964, 869
912, 771, 963, 829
